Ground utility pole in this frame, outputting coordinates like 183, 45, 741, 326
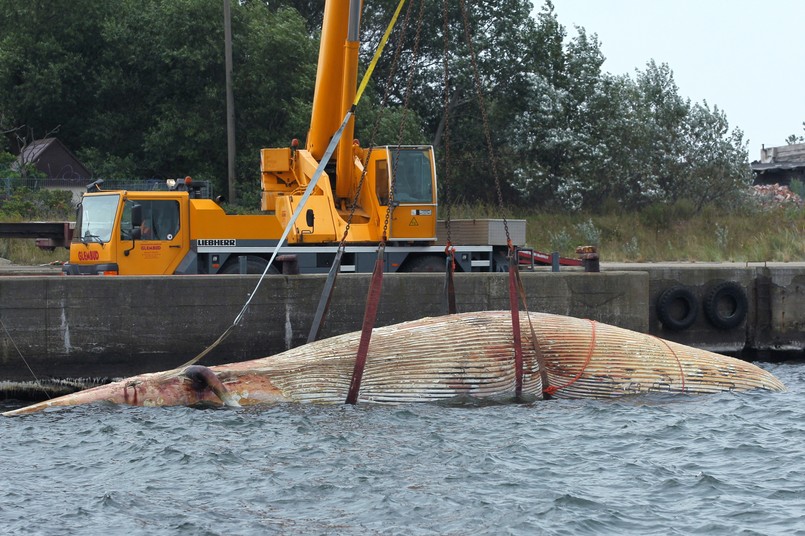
224, 0, 236, 204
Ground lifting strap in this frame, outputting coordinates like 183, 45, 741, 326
307, 0, 410, 344
306, 248, 344, 343
345, 0, 425, 404
345, 246, 385, 404
355, 0, 408, 105
174, 105, 355, 372
507, 249, 524, 399
512, 260, 552, 398
184, 0, 408, 359
444, 244, 457, 315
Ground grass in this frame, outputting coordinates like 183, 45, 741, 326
0, 238, 69, 265
2, 199, 803, 265
452, 201, 805, 263
0, 187, 73, 265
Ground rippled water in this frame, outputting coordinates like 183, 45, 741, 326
2, 362, 805, 535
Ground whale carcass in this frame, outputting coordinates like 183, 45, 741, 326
3, 311, 784, 416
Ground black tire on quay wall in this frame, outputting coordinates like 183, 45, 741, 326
703, 281, 748, 330
656, 285, 699, 331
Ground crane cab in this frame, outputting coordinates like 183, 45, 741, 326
367, 145, 437, 242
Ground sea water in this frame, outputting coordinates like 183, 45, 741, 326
1, 361, 804, 535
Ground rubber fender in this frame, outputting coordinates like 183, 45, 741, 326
704, 281, 748, 330
656, 285, 698, 331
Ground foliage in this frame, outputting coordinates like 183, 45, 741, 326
790, 179, 805, 199
574, 218, 601, 246
0, 149, 46, 179
0, 187, 73, 220
0, 236, 69, 265
548, 228, 572, 253
0, 0, 753, 214
786, 122, 805, 144
0, 0, 316, 195
519, 198, 805, 263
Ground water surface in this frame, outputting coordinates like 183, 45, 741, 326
2, 362, 804, 535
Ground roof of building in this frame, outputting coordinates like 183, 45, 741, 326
15, 138, 90, 181
751, 162, 805, 172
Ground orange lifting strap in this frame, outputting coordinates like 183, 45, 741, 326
653, 335, 687, 392
543, 320, 597, 396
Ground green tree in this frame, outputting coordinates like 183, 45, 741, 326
0, 0, 316, 198
0, 0, 114, 151
680, 101, 751, 211
87, 0, 316, 189
786, 122, 805, 144
0, 0, 755, 213
510, 7, 606, 209
353, 0, 541, 204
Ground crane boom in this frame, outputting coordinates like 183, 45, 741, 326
52, 0, 537, 277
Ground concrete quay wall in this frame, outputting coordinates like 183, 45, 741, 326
602, 262, 805, 359
0, 271, 648, 382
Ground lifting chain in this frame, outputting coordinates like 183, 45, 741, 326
441, 0, 454, 248
382, 0, 426, 244
458, 0, 535, 397
347, 0, 428, 404
441, 0, 457, 314
308, 0, 415, 344
457, 0, 512, 253
342, 0, 417, 248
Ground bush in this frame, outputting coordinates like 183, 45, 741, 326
575, 218, 601, 246
0, 187, 74, 220
548, 229, 573, 253
790, 179, 805, 200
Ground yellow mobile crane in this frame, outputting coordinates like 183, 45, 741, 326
62, 0, 525, 276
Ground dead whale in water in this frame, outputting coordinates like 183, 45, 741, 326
3, 311, 784, 416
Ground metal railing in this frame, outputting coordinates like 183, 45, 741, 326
1, 177, 57, 195
1, 177, 214, 199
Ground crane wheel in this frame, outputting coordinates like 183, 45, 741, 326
220, 256, 280, 275
399, 254, 446, 273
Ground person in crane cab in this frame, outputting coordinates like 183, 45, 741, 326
140, 218, 154, 240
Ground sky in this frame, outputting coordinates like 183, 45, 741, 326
541, 0, 805, 159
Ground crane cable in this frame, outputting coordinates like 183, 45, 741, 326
308, 0, 412, 344
0, 316, 52, 400
179, 0, 410, 372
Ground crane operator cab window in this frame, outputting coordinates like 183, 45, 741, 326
121, 199, 180, 241
391, 148, 434, 204
76, 193, 119, 244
